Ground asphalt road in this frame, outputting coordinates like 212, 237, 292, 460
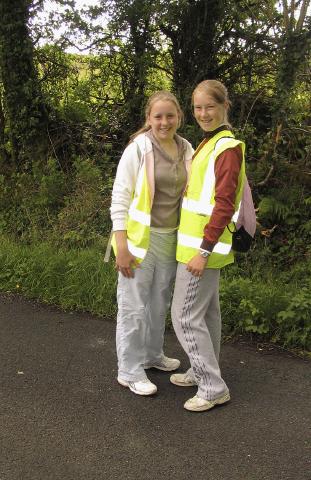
0, 293, 310, 480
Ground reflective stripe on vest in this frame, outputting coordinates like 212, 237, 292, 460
181, 197, 241, 223
127, 239, 147, 259
128, 200, 151, 226
178, 232, 231, 255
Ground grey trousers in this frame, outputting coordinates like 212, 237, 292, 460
171, 263, 229, 400
116, 231, 177, 382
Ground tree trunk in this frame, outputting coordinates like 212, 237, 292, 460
0, 0, 49, 168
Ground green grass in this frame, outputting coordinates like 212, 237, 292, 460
0, 236, 117, 317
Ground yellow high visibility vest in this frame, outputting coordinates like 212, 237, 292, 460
111, 135, 152, 262
176, 130, 245, 269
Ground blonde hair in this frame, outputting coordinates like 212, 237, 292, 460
130, 90, 184, 142
192, 80, 232, 126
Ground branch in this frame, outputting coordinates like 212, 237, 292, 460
257, 166, 275, 187
261, 225, 278, 237
289, 0, 296, 30
296, 0, 311, 32
283, 126, 311, 134
242, 89, 265, 133
149, 62, 173, 79
282, 0, 289, 29
57, 34, 111, 52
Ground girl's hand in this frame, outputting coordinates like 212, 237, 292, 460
186, 253, 208, 277
116, 248, 140, 278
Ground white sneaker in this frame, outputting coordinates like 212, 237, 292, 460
117, 377, 157, 396
145, 355, 180, 372
184, 392, 230, 412
170, 372, 197, 387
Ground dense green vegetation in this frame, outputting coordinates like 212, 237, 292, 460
0, 0, 310, 351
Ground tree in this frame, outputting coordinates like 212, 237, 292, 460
272, 0, 311, 130
256, 0, 311, 186
0, 0, 49, 168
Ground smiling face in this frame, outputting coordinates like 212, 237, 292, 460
147, 100, 180, 142
193, 90, 228, 132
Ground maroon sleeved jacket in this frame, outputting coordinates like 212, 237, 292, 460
199, 136, 242, 252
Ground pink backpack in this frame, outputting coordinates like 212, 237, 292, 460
229, 177, 257, 252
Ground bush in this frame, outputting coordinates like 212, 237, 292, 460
0, 157, 113, 248
220, 263, 311, 351
51, 157, 112, 248
275, 287, 311, 350
220, 276, 287, 336
0, 159, 68, 241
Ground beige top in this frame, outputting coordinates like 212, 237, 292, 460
146, 130, 187, 229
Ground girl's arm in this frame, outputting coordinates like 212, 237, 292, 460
110, 142, 140, 231
200, 145, 242, 251
110, 142, 141, 277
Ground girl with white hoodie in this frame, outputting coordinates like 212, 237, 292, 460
110, 91, 193, 396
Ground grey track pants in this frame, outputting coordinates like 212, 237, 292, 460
116, 230, 177, 382
171, 263, 229, 400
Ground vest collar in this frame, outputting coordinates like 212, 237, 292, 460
193, 127, 233, 161
203, 124, 232, 140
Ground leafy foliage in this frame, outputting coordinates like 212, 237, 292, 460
276, 287, 311, 349
52, 157, 112, 248
220, 267, 311, 350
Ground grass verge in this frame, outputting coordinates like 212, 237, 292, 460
0, 236, 310, 352
0, 236, 117, 317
